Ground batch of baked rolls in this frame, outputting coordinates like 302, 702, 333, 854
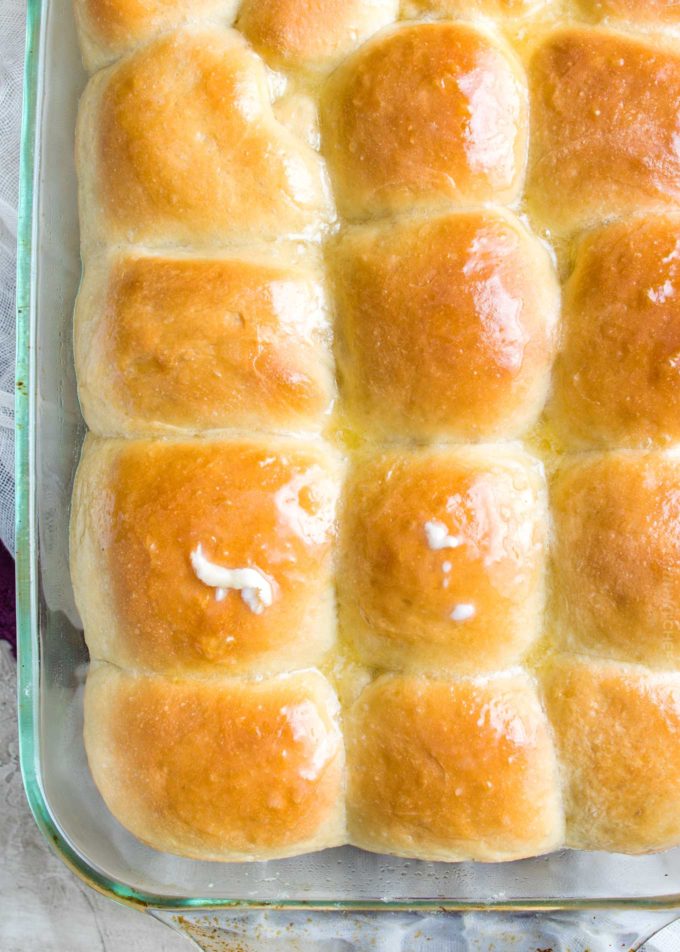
69, 0, 680, 863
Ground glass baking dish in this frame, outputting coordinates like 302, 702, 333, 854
14, 0, 680, 939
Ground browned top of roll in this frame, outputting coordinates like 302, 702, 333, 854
551, 452, 680, 667
552, 215, 680, 448
330, 208, 558, 440
237, 0, 397, 71
321, 22, 528, 218
346, 672, 564, 861
75, 0, 238, 70
71, 437, 340, 675
75, 251, 333, 437
340, 445, 547, 674
80, 30, 331, 249
85, 665, 345, 860
544, 658, 680, 853
528, 27, 680, 232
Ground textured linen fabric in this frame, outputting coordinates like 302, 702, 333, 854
0, 0, 24, 555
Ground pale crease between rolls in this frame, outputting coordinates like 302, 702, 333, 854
401, 0, 545, 16
69, 0, 680, 864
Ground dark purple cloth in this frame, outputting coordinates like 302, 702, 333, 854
0, 543, 15, 655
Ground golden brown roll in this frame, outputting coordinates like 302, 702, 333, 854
75, 248, 334, 438
321, 22, 528, 219
74, 0, 238, 71
544, 657, 680, 853
346, 672, 564, 861
330, 208, 559, 440
70, 436, 341, 676
551, 216, 680, 448
528, 27, 680, 232
76, 30, 332, 252
401, 0, 543, 17
551, 452, 680, 667
340, 445, 548, 674
85, 664, 345, 860
582, 0, 680, 24
238, 0, 398, 73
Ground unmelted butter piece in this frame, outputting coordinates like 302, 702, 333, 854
339, 447, 547, 674
450, 603, 476, 622
424, 519, 462, 551
190, 544, 274, 614
280, 697, 341, 781
96, 440, 341, 676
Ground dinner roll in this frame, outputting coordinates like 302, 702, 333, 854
321, 22, 528, 219
552, 452, 680, 667
528, 27, 680, 232
76, 30, 332, 252
70, 436, 341, 676
330, 209, 559, 440
582, 0, 680, 24
238, 0, 398, 73
85, 664, 345, 860
340, 445, 548, 674
544, 658, 680, 853
74, 0, 238, 72
551, 216, 680, 448
75, 248, 334, 438
401, 0, 543, 17
346, 672, 564, 861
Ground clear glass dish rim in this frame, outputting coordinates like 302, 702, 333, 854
13, 0, 680, 913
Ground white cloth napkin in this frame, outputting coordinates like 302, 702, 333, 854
0, 0, 24, 555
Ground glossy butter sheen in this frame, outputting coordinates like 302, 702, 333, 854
552, 452, 680, 667
84, 665, 345, 860
340, 445, 548, 675
75, 251, 334, 437
321, 22, 528, 218
330, 208, 559, 440
551, 215, 680, 448
70, 437, 341, 676
347, 672, 564, 861
78, 30, 332, 250
528, 27, 680, 232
